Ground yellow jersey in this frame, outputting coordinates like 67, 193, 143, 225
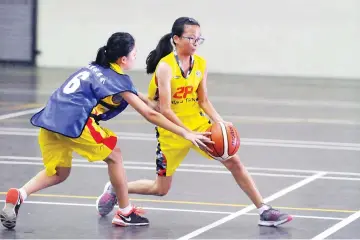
148, 52, 206, 117
91, 63, 124, 116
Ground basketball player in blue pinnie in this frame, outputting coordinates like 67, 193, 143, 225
0, 32, 213, 229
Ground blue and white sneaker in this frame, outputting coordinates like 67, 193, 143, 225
96, 182, 117, 217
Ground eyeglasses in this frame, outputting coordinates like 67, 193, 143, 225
181, 36, 205, 45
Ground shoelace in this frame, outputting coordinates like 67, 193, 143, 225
117, 205, 146, 216
132, 205, 146, 216
267, 209, 280, 216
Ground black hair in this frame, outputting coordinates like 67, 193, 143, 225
145, 17, 200, 74
93, 32, 135, 68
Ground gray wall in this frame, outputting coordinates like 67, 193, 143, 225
37, 0, 360, 79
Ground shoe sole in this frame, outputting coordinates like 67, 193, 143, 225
0, 203, 17, 229
258, 216, 293, 227
112, 218, 149, 227
96, 182, 117, 217
1, 188, 20, 229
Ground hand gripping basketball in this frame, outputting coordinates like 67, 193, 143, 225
204, 122, 240, 161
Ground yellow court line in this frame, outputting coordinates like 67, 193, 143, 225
0, 192, 356, 213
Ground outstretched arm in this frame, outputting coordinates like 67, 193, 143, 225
120, 91, 213, 150
137, 92, 159, 111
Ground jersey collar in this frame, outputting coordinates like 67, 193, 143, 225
173, 50, 194, 79
109, 63, 124, 74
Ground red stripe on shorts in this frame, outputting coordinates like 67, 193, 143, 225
86, 118, 117, 150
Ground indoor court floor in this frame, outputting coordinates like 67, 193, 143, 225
0, 66, 359, 239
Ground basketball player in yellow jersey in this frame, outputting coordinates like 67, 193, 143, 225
96, 17, 292, 227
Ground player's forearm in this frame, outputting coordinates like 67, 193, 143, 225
144, 110, 187, 138
199, 99, 223, 123
137, 92, 159, 111
137, 92, 150, 105
160, 108, 192, 132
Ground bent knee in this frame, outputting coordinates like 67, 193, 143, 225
154, 184, 171, 196
55, 175, 68, 184
154, 187, 170, 196
153, 177, 172, 196
55, 167, 71, 183
105, 147, 122, 164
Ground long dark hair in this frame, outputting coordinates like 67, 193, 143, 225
145, 17, 200, 74
93, 32, 135, 68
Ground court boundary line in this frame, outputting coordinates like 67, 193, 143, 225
1, 156, 360, 181
1, 127, 360, 151
1, 114, 360, 125
177, 172, 327, 240
0, 199, 344, 221
0, 160, 310, 179
2, 127, 360, 146
4, 96, 360, 109
311, 210, 360, 240
1, 160, 360, 181
0, 155, 358, 175
2, 160, 360, 181
0, 108, 41, 121
0, 192, 356, 214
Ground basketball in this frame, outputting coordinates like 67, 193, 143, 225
205, 122, 240, 161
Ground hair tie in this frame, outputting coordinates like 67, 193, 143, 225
170, 36, 175, 48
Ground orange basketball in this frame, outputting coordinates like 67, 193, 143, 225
205, 122, 240, 161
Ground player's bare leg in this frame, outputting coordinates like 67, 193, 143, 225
1, 167, 71, 229
222, 154, 293, 227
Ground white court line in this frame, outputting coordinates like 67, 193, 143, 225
321, 176, 360, 181
1, 127, 360, 151
107, 110, 360, 125
0, 158, 360, 181
2, 156, 360, 180
12, 158, 360, 181
209, 96, 360, 109
1, 92, 359, 109
221, 115, 360, 126
311, 210, 360, 240
2, 159, 360, 181
1, 106, 360, 126
0, 108, 41, 121
3, 127, 360, 147
0, 160, 308, 179
0, 200, 343, 221
118, 112, 360, 126
109, 112, 360, 126
0, 156, 353, 176
3, 112, 360, 126
2, 160, 360, 181
177, 172, 327, 240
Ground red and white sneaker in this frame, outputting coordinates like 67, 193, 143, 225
0, 188, 23, 229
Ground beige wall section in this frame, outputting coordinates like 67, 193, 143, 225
37, 0, 360, 78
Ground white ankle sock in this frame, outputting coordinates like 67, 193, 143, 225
258, 204, 270, 215
19, 188, 27, 201
119, 204, 133, 215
